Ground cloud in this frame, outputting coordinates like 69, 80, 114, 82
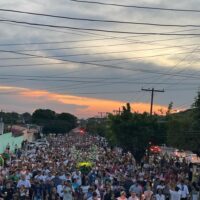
0, 0, 199, 114
0, 85, 168, 117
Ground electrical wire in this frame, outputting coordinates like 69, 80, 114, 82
1, 19, 200, 36
1, 8, 200, 28
69, 0, 200, 13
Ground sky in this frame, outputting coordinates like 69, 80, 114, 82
0, 0, 200, 118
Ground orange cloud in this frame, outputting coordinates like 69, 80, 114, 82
19, 89, 168, 117
0, 86, 169, 117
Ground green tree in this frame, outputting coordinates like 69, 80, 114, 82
86, 117, 107, 136
166, 102, 173, 115
107, 103, 166, 161
22, 112, 32, 124
32, 109, 77, 134
57, 113, 77, 127
32, 109, 56, 124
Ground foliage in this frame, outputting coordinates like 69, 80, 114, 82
32, 109, 77, 134
32, 109, 56, 124
86, 93, 200, 158
166, 102, 173, 115
107, 103, 166, 161
86, 118, 107, 136
166, 92, 200, 155
0, 112, 20, 124
22, 112, 32, 124
86, 103, 167, 161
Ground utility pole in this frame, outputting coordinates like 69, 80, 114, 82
141, 88, 164, 115
113, 107, 122, 115
98, 112, 106, 118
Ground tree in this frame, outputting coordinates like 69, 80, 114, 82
167, 117, 191, 149
192, 91, 200, 130
32, 109, 56, 124
32, 109, 77, 134
166, 102, 173, 115
166, 91, 200, 155
86, 118, 107, 137
107, 103, 166, 161
57, 113, 77, 127
22, 112, 32, 124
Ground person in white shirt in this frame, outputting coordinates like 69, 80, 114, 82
155, 189, 165, 200
170, 186, 181, 200
177, 180, 189, 200
34, 171, 46, 182
17, 174, 31, 198
17, 175, 31, 188
88, 191, 101, 200
157, 181, 165, 190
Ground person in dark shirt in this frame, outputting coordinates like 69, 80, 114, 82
48, 187, 60, 200
0, 182, 15, 200
32, 180, 44, 200
103, 184, 115, 200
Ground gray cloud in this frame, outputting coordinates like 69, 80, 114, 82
0, 0, 200, 116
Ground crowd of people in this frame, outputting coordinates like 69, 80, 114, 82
0, 130, 199, 200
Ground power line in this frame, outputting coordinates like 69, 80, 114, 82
0, 35, 133, 47
3, 15, 197, 45
1, 8, 200, 28
1, 19, 200, 36
0, 17, 116, 39
0, 28, 198, 47
1, 75, 200, 85
2, 41, 200, 65
2, 48, 200, 63
144, 45, 200, 87
0, 20, 98, 38
0, 29, 197, 52
69, 0, 200, 13
1, 42, 199, 56
1, 49, 200, 79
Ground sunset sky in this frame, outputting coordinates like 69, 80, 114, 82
0, 0, 200, 118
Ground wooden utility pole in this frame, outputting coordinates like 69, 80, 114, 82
141, 88, 164, 115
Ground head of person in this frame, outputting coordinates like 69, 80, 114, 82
21, 174, 26, 181
157, 189, 162, 195
51, 187, 57, 193
67, 180, 72, 186
180, 180, 185, 185
6, 182, 11, 189
131, 191, 137, 198
88, 187, 93, 194
175, 186, 180, 192
92, 192, 98, 199
120, 191, 126, 197
161, 181, 165, 185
